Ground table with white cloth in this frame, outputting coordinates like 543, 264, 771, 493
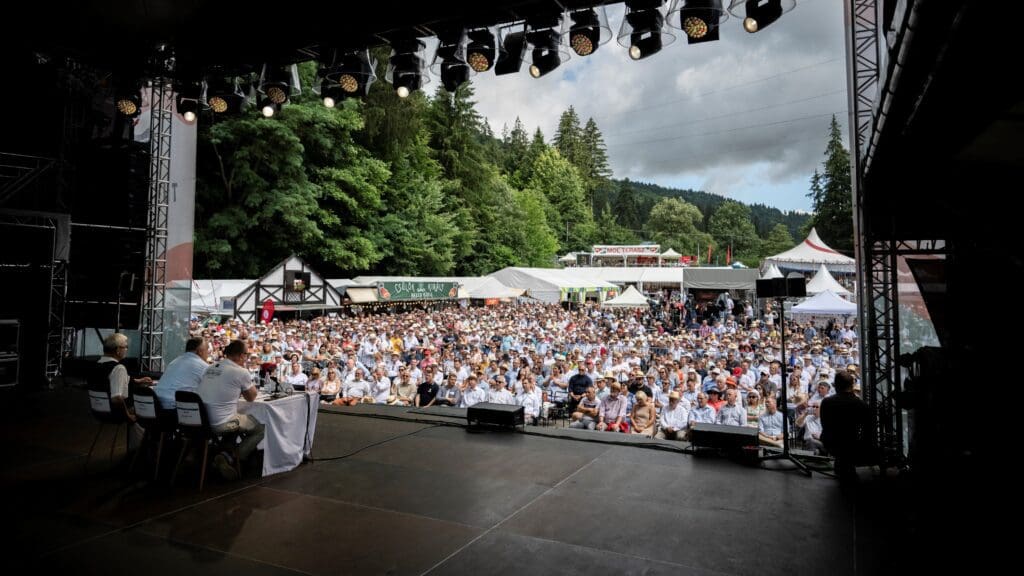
237, 391, 319, 476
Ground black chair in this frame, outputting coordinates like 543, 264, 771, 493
85, 385, 133, 473
171, 390, 241, 491
129, 385, 176, 480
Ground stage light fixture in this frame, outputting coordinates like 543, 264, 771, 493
618, 0, 676, 61
257, 63, 300, 105
525, 13, 568, 79
318, 49, 377, 104
668, 0, 728, 44
466, 28, 496, 72
566, 7, 611, 57
431, 29, 472, 92
259, 97, 278, 117
116, 93, 141, 117
174, 81, 201, 123
387, 38, 429, 98
203, 75, 247, 114
494, 26, 527, 76
728, 0, 794, 33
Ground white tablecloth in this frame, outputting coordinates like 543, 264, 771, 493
238, 391, 318, 476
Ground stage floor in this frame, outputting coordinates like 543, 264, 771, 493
3, 386, 857, 575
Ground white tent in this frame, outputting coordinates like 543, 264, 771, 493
761, 263, 784, 279
489, 267, 619, 304
805, 263, 852, 296
601, 285, 649, 308
171, 279, 256, 315
791, 290, 857, 315
764, 227, 856, 273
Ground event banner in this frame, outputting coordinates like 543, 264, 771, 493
378, 281, 459, 301
592, 245, 660, 255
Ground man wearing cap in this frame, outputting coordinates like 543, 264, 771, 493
567, 366, 593, 413
655, 391, 689, 441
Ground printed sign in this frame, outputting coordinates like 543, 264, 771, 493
378, 281, 459, 301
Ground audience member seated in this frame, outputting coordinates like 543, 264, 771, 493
569, 387, 600, 430
758, 397, 785, 448
796, 403, 825, 454
630, 391, 656, 437
655, 391, 688, 441
596, 382, 629, 433
716, 389, 746, 427
319, 369, 342, 404
390, 369, 417, 406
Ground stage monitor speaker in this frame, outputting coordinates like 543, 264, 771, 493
467, 402, 524, 429
689, 422, 758, 451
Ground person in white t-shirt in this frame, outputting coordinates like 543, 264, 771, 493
197, 339, 265, 480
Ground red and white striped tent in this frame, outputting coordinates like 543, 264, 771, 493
764, 228, 856, 273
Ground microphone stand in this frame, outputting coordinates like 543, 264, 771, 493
760, 295, 812, 476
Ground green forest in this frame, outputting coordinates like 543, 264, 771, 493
194, 60, 834, 279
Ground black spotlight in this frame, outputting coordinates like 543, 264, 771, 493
494, 28, 526, 76
388, 38, 428, 98
328, 50, 378, 101
441, 60, 471, 92
527, 28, 563, 78
670, 0, 727, 44
466, 28, 496, 72
174, 81, 201, 123
319, 80, 344, 108
203, 75, 247, 114
618, 1, 675, 61
257, 63, 300, 105
567, 8, 609, 57
116, 91, 142, 118
729, 0, 792, 33
432, 30, 471, 92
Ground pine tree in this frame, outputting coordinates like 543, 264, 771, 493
503, 117, 529, 178
582, 117, 612, 182
552, 106, 584, 168
806, 116, 853, 252
613, 182, 641, 231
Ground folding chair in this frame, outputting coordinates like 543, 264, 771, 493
130, 385, 176, 480
85, 386, 132, 473
171, 390, 241, 491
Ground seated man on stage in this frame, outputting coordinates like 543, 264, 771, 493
197, 339, 265, 480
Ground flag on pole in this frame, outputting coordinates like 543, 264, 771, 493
726, 243, 732, 265
706, 244, 713, 265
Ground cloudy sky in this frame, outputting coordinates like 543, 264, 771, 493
463, 0, 848, 213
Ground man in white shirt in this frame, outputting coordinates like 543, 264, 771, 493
283, 360, 309, 391
197, 339, 264, 480
655, 391, 689, 441
154, 337, 209, 411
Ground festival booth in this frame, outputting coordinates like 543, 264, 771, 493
601, 285, 650, 309
488, 267, 619, 304
764, 227, 856, 273
805, 263, 853, 296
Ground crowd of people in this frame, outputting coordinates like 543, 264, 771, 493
156, 299, 859, 452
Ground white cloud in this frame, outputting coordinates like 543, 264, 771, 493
467, 0, 848, 212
